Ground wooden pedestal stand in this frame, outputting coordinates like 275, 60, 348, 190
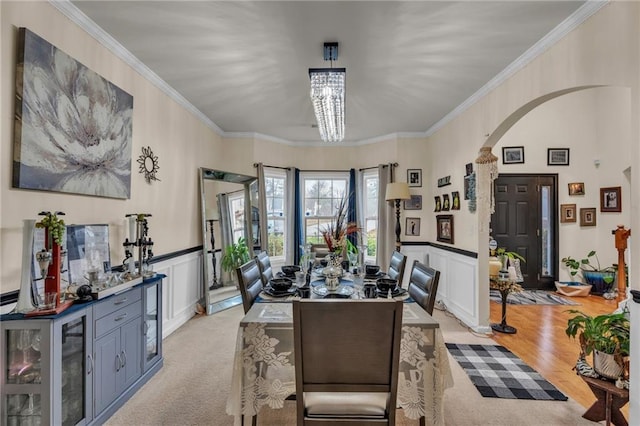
613, 225, 630, 300
26, 238, 72, 317
581, 375, 628, 426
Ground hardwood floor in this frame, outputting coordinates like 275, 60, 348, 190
489, 292, 629, 417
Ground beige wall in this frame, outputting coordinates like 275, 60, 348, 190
0, 1, 223, 293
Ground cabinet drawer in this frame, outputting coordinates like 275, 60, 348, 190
95, 301, 142, 338
93, 287, 142, 320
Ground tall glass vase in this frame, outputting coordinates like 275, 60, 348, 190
14, 219, 37, 313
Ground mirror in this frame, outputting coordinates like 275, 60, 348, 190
199, 168, 261, 315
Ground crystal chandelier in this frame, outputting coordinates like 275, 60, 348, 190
309, 42, 345, 142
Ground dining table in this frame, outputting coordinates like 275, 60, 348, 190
225, 270, 454, 425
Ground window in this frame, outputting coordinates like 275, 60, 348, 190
228, 191, 245, 242
264, 170, 287, 258
301, 173, 349, 245
362, 170, 379, 259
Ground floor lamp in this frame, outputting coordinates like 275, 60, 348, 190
206, 208, 222, 290
385, 182, 411, 252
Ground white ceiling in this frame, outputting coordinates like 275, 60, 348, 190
64, 1, 595, 145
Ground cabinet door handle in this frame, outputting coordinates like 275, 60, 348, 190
114, 297, 128, 305
116, 353, 121, 372
144, 322, 149, 336
87, 353, 94, 375
121, 350, 127, 367
114, 313, 128, 322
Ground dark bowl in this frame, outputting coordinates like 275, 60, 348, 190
270, 277, 293, 291
376, 278, 397, 293
281, 265, 301, 277
366, 265, 381, 275
319, 259, 329, 267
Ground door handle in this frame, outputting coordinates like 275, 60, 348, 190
87, 353, 94, 375
121, 350, 127, 368
116, 353, 121, 372
114, 297, 128, 305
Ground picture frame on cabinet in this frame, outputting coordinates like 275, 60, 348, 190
547, 148, 570, 166
600, 186, 621, 213
502, 146, 524, 164
580, 208, 597, 227
560, 204, 577, 223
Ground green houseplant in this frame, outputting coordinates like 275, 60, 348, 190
221, 237, 251, 273
565, 309, 630, 379
561, 250, 616, 295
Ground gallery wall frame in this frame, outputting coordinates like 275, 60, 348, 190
547, 148, 570, 166
451, 191, 460, 210
407, 169, 422, 187
442, 194, 450, 211
405, 217, 421, 236
560, 204, 577, 223
580, 207, 597, 227
436, 215, 454, 244
600, 186, 621, 213
434, 196, 441, 212
568, 182, 585, 195
12, 28, 134, 199
502, 146, 524, 164
404, 195, 422, 210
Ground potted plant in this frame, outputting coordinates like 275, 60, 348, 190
565, 309, 630, 380
561, 251, 616, 295
221, 237, 251, 274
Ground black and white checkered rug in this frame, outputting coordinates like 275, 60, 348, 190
445, 343, 568, 401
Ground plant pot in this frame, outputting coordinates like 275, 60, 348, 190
593, 350, 624, 379
582, 270, 616, 295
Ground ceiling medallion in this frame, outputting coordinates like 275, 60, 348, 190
137, 146, 160, 184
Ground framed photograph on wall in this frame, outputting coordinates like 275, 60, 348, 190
580, 208, 597, 227
407, 169, 422, 187
547, 148, 570, 166
560, 204, 577, 223
442, 194, 450, 211
568, 182, 585, 196
502, 146, 524, 164
451, 191, 460, 210
405, 217, 420, 236
436, 215, 454, 244
434, 196, 441, 212
404, 195, 422, 210
600, 186, 621, 212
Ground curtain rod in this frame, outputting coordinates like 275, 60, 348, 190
359, 162, 398, 172
253, 163, 290, 170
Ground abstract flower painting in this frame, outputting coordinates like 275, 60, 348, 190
13, 28, 133, 199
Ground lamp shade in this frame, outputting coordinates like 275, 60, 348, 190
206, 207, 219, 221
385, 182, 411, 201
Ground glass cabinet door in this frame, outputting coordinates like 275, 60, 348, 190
60, 316, 86, 426
3, 324, 48, 426
143, 280, 162, 371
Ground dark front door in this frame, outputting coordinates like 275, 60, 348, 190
491, 174, 558, 290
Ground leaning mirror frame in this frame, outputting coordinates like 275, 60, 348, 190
199, 167, 261, 315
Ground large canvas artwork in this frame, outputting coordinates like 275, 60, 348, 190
13, 28, 133, 199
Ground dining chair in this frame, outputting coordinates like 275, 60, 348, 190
235, 258, 263, 314
387, 251, 408, 288
407, 260, 441, 315
293, 299, 403, 425
255, 250, 274, 286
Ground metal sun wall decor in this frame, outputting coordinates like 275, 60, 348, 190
138, 146, 160, 184
12, 28, 134, 199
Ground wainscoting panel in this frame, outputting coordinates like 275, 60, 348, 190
153, 251, 201, 338
426, 246, 483, 331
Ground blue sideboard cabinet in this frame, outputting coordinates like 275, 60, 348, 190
1, 275, 164, 425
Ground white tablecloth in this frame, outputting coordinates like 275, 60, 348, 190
226, 302, 453, 425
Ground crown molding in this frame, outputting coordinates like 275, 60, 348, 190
50, 0, 607, 146
49, 0, 224, 136
424, 0, 609, 138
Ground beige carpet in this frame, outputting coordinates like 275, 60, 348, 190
104, 305, 597, 426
